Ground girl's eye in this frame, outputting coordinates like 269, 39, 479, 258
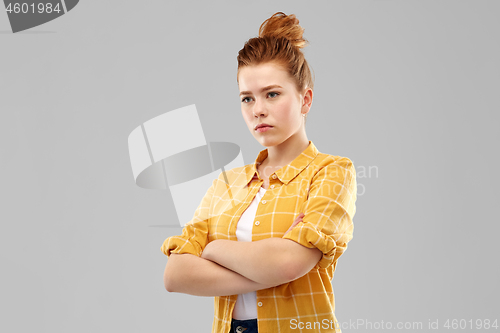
241, 92, 279, 103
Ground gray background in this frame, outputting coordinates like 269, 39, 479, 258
1, 1, 499, 332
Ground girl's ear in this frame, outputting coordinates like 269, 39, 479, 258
301, 87, 313, 112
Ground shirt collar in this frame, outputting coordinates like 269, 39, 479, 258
245, 140, 319, 187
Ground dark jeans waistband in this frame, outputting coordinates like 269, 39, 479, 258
230, 318, 258, 333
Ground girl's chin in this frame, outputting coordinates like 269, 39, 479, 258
257, 138, 280, 146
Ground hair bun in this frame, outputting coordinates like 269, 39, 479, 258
258, 12, 308, 49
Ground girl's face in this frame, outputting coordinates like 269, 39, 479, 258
238, 62, 311, 148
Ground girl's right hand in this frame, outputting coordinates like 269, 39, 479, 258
283, 213, 304, 237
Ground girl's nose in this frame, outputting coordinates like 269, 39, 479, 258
253, 100, 267, 118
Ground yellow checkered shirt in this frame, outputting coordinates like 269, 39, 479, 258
161, 141, 357, 332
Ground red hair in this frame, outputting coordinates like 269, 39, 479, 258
237, 12, 315, 93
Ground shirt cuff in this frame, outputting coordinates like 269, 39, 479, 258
160, 235, 202, 258
282, 221, 337, 269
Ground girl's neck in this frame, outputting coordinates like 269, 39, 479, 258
263, 136, 309, 170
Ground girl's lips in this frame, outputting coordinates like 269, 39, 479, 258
256, 126, 273, 133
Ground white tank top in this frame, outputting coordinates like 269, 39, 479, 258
232, 186, 267, 320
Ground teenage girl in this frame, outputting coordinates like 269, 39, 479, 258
162, 12, 357, 333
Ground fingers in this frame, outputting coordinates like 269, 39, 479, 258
284, 213, 305, 238
291, 213, 304, 227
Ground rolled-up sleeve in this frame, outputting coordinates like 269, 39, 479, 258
282, 157, 357, 269
160, 176, 217, 258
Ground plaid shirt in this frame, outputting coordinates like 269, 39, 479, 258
161, 141, 357, 332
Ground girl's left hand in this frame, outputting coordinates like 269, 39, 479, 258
283, 213, 304, 237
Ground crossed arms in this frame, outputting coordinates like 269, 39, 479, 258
163, 213, 322, 297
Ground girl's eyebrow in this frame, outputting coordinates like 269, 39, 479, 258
239, 85, 283, 96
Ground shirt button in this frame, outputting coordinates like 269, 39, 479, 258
272, 174, 277, 179
257, 302, 263, 307
270, 185, 275, 189
255, 221, 260, 226
261, 200, 266, 204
